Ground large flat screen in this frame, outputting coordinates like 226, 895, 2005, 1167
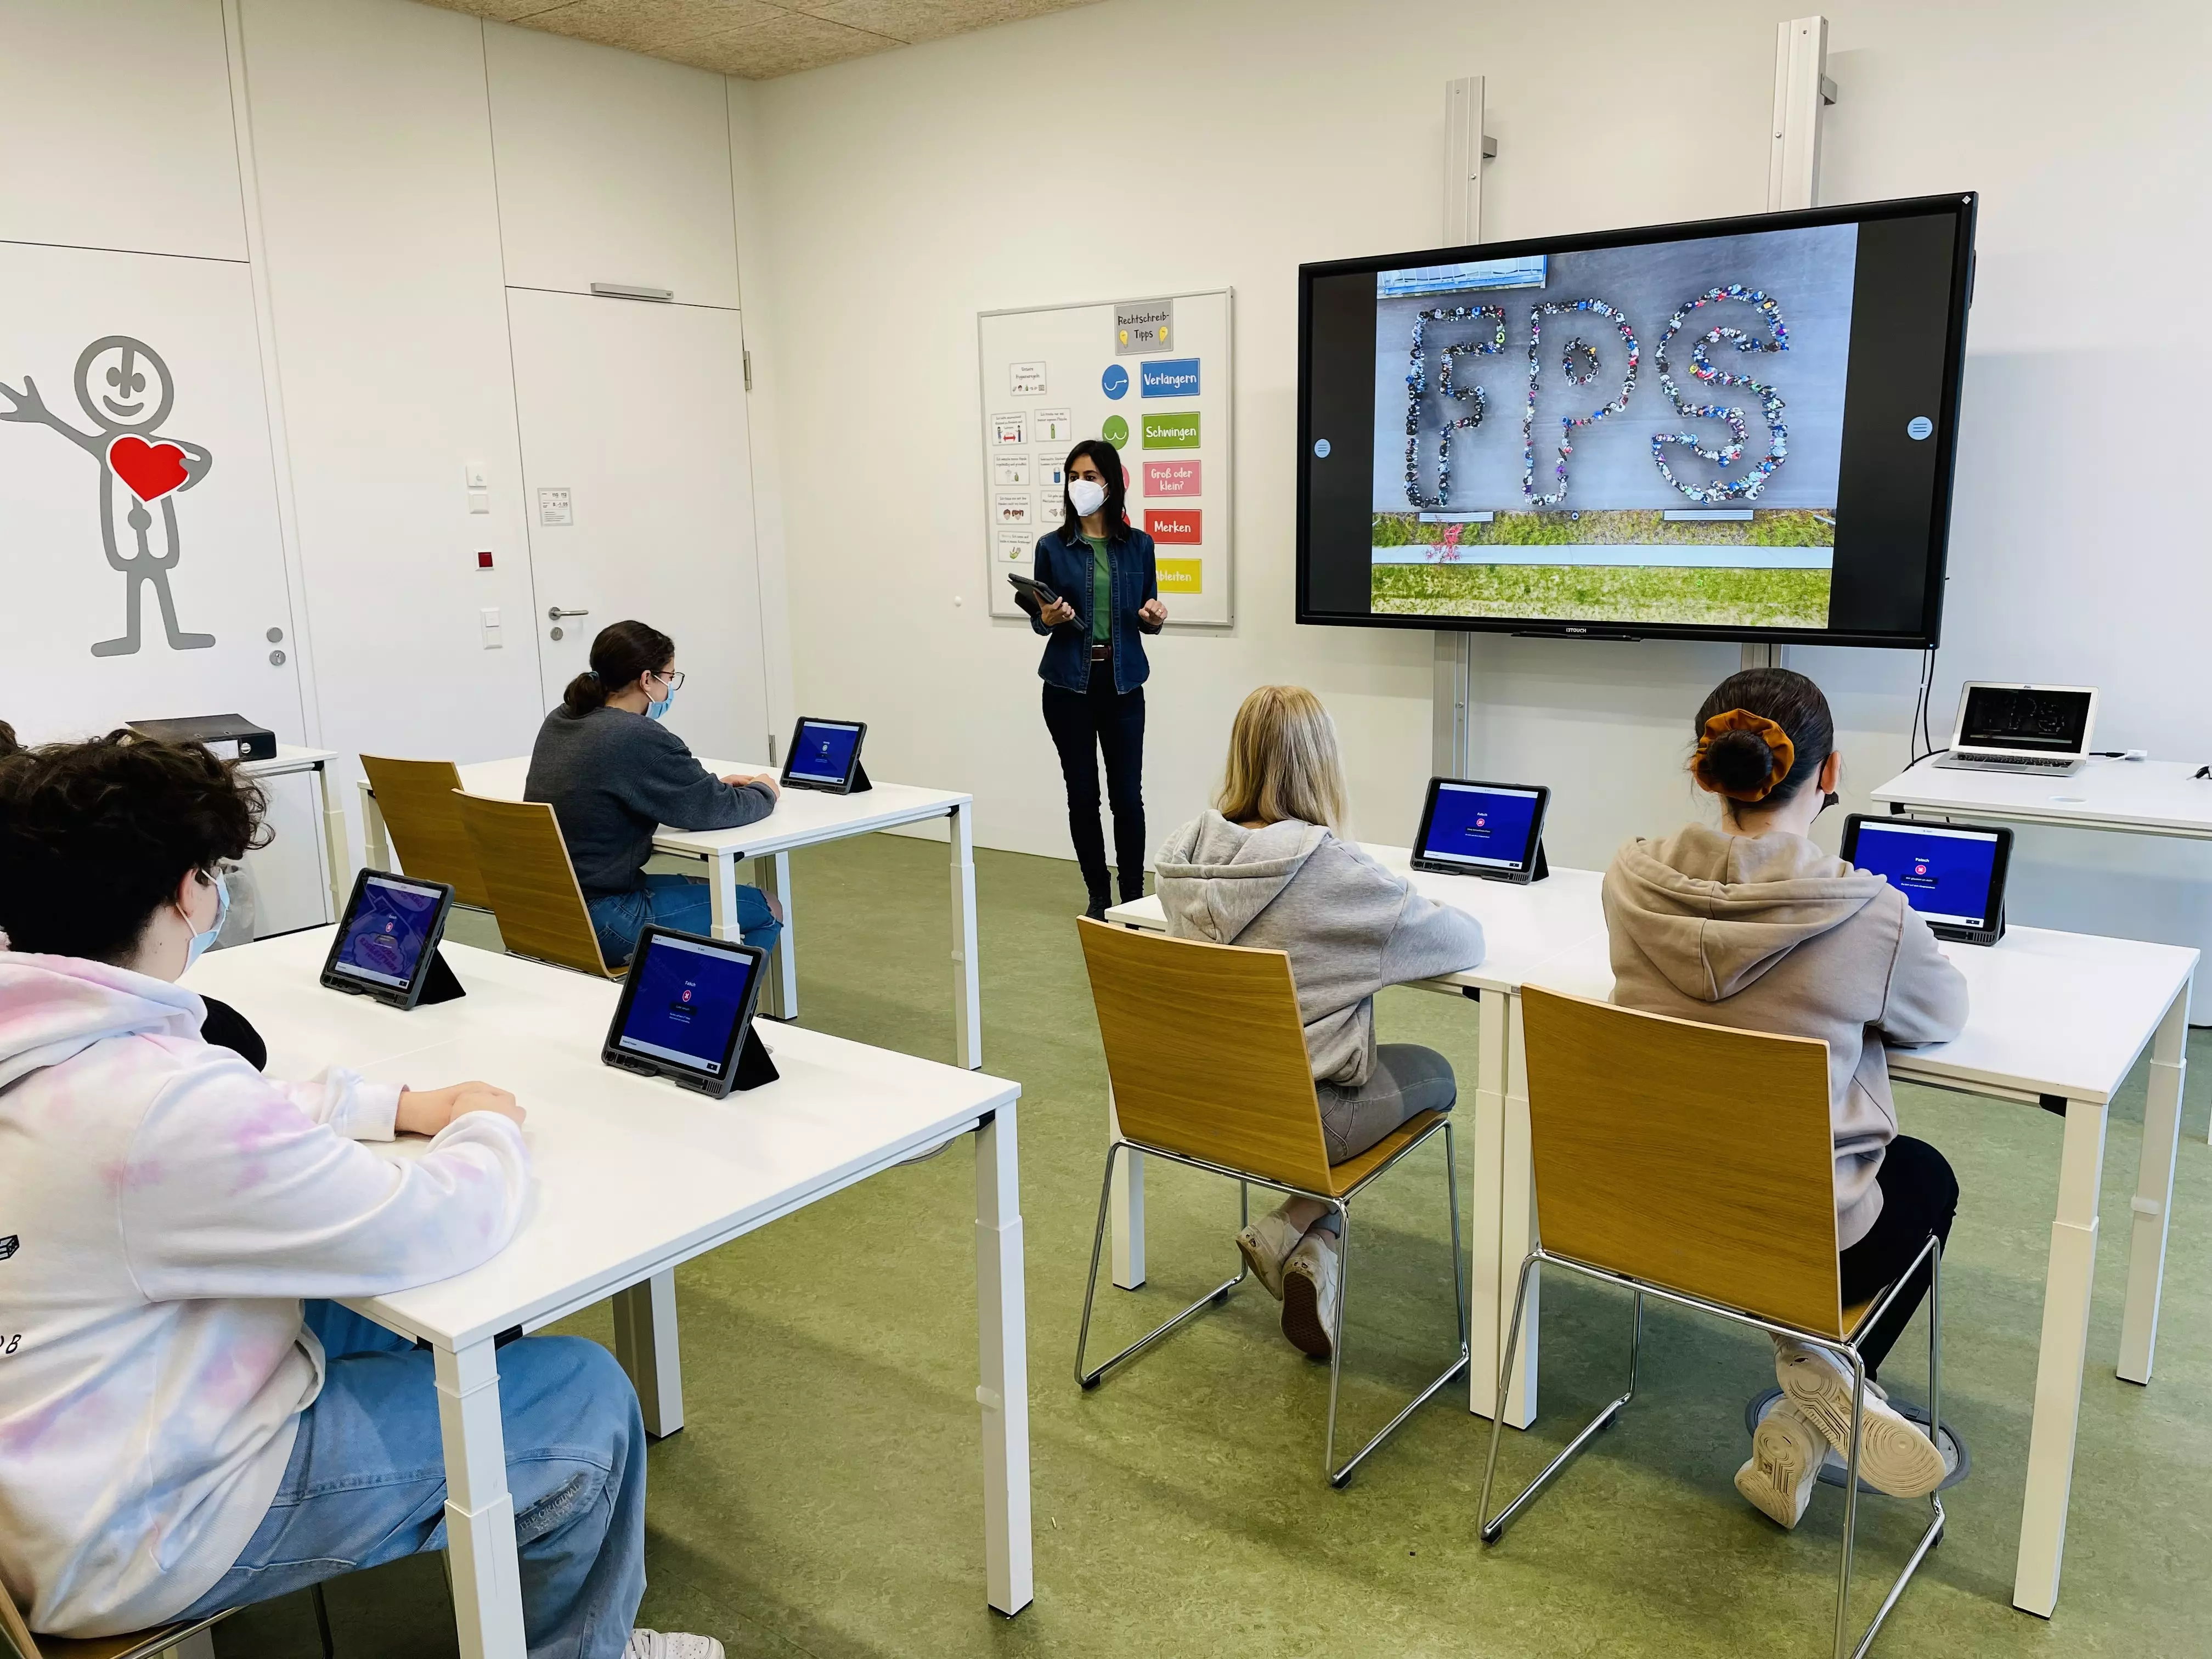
1299, 194, 1975, 647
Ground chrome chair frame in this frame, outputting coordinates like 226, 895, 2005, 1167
1074, 1116, 1468, 1487
1478, 1234, 1944, 1659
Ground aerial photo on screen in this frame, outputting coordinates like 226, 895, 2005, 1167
1370, 222, 1855, 629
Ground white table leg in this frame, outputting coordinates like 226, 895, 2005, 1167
974, 1106, 1034, 1616
314, 763, 349, 924
612, 1268, 685, 1438
950, 801, 983, 1070
752, 851, 798, 1020
1469, 988, 1508, 1420
1107, 1081, 1144, 1290
2013, 1093, 2111, 1618
358, 780, 390, 873
434, 1340, 526, 1658
1498, 992, 1541, 1429
2119, 980, 2190, 1383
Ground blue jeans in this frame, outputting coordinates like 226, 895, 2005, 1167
179, 1303, 646, 1659
588, 873, 781, 968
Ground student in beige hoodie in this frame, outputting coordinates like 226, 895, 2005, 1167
1155, 687, 1486, 1361
1604, 668, 1967, 1531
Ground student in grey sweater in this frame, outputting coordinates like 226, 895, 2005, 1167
526, 619, 782, 969
1155, 685, 1485, 1361
1604, 667, 1966, 1530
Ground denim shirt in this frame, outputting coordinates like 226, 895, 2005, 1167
1027, 522, 1161, 693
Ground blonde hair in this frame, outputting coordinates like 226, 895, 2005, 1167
1215, 685, 1350, 834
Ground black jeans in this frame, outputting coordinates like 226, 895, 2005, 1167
1042, 658, 1146, 903
1838, 1135, 1959, 1377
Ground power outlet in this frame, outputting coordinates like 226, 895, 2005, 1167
538, 487, 573, 526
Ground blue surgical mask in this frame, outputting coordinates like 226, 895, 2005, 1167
182, 871, 229, 968
647, 689, 675, 721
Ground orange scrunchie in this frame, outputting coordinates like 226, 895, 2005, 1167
1694, 709, 1796, 802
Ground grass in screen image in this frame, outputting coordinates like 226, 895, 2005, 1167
1370, 509, 1837, 549
1372, 561, 1832, 629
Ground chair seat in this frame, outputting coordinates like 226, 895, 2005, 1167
1843, 1295, 1880, 1342
15, 1620, 218, 1659
1325, 1109, 1450, 1199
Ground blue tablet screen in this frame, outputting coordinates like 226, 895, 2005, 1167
331, 874, 443, 989
1422, 782, 1543, 871
1852, 821, 2000, 929
616, 934, 755, 1076
788, 720, 861, 786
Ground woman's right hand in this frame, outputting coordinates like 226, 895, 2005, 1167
1038, 596, 1076, 626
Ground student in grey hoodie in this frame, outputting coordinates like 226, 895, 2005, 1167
1155, 686, 1486, 1361
1604, 667, 1967, 1531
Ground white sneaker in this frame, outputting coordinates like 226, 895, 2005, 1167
1773, 1340, 1945, 1499
1280, 1227, 1341, 1360
1735, 1399, 1830, 1528
1234, 1205, 1308, 1301
625, 1634, 726, 1659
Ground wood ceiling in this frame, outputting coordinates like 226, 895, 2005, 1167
427, 0, 1101, 80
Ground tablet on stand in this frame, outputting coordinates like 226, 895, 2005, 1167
1409, 778, 1553, 884
781, 716, 870, 795
320, 870, 463, 1009
1841, 815, 2013, 946
601, 927, 777, 1099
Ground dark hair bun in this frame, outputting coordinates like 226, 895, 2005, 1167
1697, 729, 1780, 797
562, 620, 674, 715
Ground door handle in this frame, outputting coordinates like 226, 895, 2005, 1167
547, 607, 590, 620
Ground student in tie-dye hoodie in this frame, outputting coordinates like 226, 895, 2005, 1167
0, 735, 724, 1659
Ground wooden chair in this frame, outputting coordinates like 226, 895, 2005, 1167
357, 755, 493, 908
1072, 918, 1468, 1486
1480, 986, 1944, 1659
453, 791, 623, 979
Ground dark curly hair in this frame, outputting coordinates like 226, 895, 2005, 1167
0, 732, 269, 963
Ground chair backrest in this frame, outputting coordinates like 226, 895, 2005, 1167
1519, 985, 1844, 1339
1075, 918, 1334, 1193
358, 754, 493, 909
453, 791, 620, 979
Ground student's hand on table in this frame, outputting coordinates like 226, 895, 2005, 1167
1138, 597, 1169, 626
724, 771, 781, 798
397, 1082, 524, 1136
1038, 596, 1076, 626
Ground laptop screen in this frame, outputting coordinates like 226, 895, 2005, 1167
329, 873, 444, 989
1958, 685, 2092, 755
1850, 820, 2003, 930
1420, 782, 1543, 872
614, 933, 755, 1077
787, 719, 862, 786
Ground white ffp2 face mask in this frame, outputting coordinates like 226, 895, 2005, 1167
1068, 478, 1107, 519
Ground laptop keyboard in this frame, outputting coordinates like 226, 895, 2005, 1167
1961, 754, 2075, 768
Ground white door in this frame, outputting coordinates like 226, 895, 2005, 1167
505, 290, 770, 763
0, 241, 304, 743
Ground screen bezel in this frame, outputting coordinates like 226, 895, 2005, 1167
1296, 191, 1977, 650
781, 716, 868, 794
600, 925, 769, 1098
1948, 682, 2097, 759
1841, 813, 2013, 946
1410, 777, 1551, 883
319, 867, 455, 1009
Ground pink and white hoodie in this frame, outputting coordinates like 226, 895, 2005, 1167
0, 952, 531, 1636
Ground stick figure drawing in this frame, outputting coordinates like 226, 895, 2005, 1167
2, 336, 215, 655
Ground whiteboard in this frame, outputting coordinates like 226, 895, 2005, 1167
977, 289, 1233, 627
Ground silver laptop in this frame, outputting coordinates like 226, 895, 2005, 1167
1932, 683, 2097, 776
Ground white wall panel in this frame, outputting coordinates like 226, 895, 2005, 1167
0, 0, 247, 261
486, 22, 742, 309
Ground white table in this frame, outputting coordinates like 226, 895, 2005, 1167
242, 745, 348, 926
187, 932, 1032, 1655
362, 757, 983, 1069
1108, 855, 2196, 1620
1872, 752, 2212, 1093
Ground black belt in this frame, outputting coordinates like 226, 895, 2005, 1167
1090, 644, 1110, 662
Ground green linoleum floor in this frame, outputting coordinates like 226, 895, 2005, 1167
220, 835, 2212, 1657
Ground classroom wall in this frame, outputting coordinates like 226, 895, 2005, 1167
1, 0, 794, 884
746, 0, 2212, 953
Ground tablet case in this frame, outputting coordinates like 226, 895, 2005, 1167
1409, 779, 1552, 884
320, 870, 463, 1010
781, 719, 871, 794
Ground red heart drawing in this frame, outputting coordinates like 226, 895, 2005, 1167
107, 435, 189, 504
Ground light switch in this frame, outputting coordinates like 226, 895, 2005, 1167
464, 459, 488, 489
479, 607, 503, 648
467, 489, 490, 515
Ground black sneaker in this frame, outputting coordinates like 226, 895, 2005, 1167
1083, 895, 1110, 921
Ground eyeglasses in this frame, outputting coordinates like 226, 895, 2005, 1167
650, 669, 686, 693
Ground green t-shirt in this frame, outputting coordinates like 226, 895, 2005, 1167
1086, 535, 1111, 644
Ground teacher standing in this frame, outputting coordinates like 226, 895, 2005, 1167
1021, 439, 1168, 919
